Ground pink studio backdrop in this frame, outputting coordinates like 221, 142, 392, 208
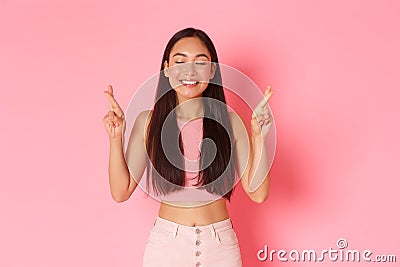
1, 0, 399, 266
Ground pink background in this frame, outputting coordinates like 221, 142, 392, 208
1, 0, 399, 266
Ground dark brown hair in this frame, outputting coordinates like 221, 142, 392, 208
145, 27, 236, 201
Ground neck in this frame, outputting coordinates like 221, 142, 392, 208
175, 97, 204, 120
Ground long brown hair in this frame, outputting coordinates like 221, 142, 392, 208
145, 27, 236, 201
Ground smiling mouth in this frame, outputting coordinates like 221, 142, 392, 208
180, 79, 199, 86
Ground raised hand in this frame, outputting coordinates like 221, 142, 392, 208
250, 85, 274, 137
103, 85, 126, 139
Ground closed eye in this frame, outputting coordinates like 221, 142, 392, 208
175, 61, 208, 65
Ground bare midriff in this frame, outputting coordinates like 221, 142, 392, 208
155, 117, 231, 226
158, 198, 230, 226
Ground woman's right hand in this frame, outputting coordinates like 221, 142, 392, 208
103, 85, 126, 140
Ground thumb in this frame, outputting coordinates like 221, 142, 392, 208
109, 111, 115, 121
115, 110, 124, 119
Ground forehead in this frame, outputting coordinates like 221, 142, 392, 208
169, 37, 211, 58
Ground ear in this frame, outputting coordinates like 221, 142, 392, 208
210, 62, 216, 79
163, 60, 169, 77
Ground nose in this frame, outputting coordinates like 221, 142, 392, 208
184, 62, 197, 77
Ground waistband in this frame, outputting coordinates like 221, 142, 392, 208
153, 216, 234, 238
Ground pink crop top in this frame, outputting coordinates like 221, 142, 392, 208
177, 117, 203, 188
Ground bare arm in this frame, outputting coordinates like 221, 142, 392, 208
107, 110, 149, 202
247, 135, 271, 203
230, 112, 269, 203
231, 86, 274, 203
107, 136, 131, 202
103, 85, 149, 202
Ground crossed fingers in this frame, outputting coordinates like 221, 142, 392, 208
104, 85, 124, 119
252, 85, 274, 124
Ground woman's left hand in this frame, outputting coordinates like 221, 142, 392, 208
250, 85, 274, 137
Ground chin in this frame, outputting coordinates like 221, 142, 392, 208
181, 93, 202, 100
176, 88, 205, 98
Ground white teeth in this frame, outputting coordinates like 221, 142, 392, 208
181, 80, 197, 85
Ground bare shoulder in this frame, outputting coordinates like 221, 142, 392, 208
136, 110, 153, 128
228, 111, 245, 128
132, 110, 153, 141
228, 111, 247, 142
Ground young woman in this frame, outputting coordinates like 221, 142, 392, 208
103, 27, 274, 267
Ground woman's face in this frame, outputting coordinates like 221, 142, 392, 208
164, 37, 216, 103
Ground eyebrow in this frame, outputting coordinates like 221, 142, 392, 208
172, 52, 209, 59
